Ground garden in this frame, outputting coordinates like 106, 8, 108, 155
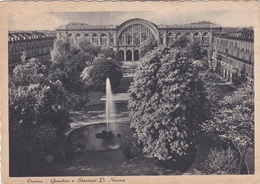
8, 36, 254, 177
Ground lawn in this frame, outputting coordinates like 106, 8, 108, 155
44, 150, 188, 176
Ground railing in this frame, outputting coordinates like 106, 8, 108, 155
8, 35, 56, 42
157, 24, 221, 29
57, 25, 117, 30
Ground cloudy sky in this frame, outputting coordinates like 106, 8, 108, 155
9, 10, 254, 30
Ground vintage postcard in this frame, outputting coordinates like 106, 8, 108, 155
0, 1, 259, 184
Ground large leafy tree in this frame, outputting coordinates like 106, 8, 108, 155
10, 58, 47, 87
128, 47, 208, 161
192, 60, 220, 115
186, 42, 208, 60
9, 57, 70, 138
78, 40, 101, 64
100, 46, 115, 59
170, 35, 190, 49
201, 85, 254, 173
51, 38, 76, 65
81, 58, 123, 91
50, 38, 91, 93
140, 36, 158, 58
9, 58, 70, 175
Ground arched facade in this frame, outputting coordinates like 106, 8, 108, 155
56, 18, 222, 61
117, 18, 159, 44
116, 18, 159, 62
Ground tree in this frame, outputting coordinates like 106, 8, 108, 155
139, 36, 158, 58
100, 46, 115, 59
201, 85, 254, 174
9, 56, 71, 175
9, 80, 69, 137
192, 60, 220, 119
78, 40, 101, 64
186, 42, 208, 60
9, 80, 69, 175
20, 51, 27, 62
81, 58, 123, 91
51, 38, 73, 65
170, 35, 190, 48
128, 47, 208, 161
10, 58, 47, 87
50, 38, 91, 94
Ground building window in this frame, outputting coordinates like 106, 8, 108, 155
175, 32, 182, 40
110, 34, 114, 45
119, 35, 125, 46
167, 32, 175, 45
21, 45, 25, 51
67, 33, 73, 38
126, 50, 132, 61
92, 33, 99, 45
100, 33, 108, 46
126, 33, 132, 46
133, 33, 140, 46
193, 32, 201, 43
202, 32, 210, 44
75, 33, 82, 38
117, 50, 124, 61
84, 33, 91, 44
141, 33, 148, 42
134, 50, 139, 61
160, 33, 164, 44
185, 32, 192, 42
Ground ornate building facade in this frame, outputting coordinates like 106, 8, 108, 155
211, 33, 254, 84
8, 31, 56, 68
8, 19, 254, 85
56, 18, 222, 61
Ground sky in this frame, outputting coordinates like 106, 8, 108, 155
9, 10, 254, 31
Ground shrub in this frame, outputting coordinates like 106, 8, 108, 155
120, 136, 142, 159
204, 147, 239, 175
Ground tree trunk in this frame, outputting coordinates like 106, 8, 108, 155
238, 153, 244, 174
238, 147, 247, 174
244, 158, 250, 174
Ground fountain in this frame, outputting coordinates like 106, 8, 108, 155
68, 77, 133, 151
95, 78, 116, 141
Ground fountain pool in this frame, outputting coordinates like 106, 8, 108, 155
68, 122, 133, 151
68, 78, 133, 151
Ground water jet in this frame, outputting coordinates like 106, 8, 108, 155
68, 77, 132, 151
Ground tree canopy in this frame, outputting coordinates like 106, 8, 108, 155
81, 58, 123, 91
128, 47, 208, 161
170, 35, 190, 49
9, 57, 70, 175
201, 84, 254, 173
139, 36, 158, 58
186, 42, 208, 60
78, 40, 101, 57
50, 38, 93, 93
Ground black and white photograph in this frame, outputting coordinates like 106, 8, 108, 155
1, 1, 259, 183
